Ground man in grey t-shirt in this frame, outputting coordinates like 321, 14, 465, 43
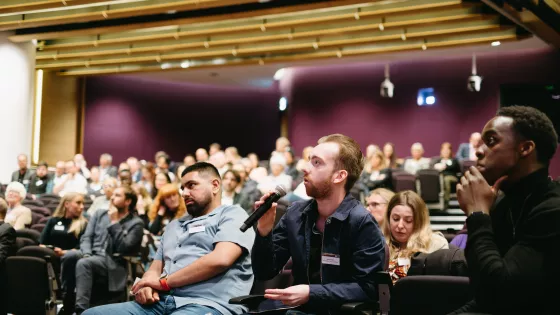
85, 162, 255, 315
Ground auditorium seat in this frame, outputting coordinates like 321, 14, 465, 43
16, 228, 41, 244
22, 199, 45, 207
416, 169, 444, 210
392, 173, 417, 193
28, 205, 52, 217
460, 160, 476, 174
39, 215, 51, 224
31, 223, 46, 233
17, 245, 62, 298
31, 211, 45, 226
14, 237, 36, 251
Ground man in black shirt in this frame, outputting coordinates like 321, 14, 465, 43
28, 161, 50, 196
452, 106, 560, 315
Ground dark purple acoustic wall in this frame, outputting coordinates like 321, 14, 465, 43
286, 48, 560, 177
83, 76, 281, 164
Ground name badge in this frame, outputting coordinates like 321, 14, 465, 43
321, 253, 340, 266
54, 224, 65, 231
397, 257, 410, 266
36, 180, 43, 186
188, 224, 205, 234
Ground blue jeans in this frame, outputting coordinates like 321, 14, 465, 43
83, 295, 222, 315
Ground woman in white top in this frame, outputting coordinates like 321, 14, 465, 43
383, 190, 448, 284
4, 182, 32, 230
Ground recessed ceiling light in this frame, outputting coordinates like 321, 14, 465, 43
181, 61, 190, 68
160, 63, 172, 69
491, 41, 501, 46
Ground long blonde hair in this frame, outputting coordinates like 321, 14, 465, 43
149, 183, 186, 222
53, 192, 88, 238
383, 190, 434, 259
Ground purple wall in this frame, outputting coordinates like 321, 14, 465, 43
84, 76, 281, 164
286, 48, 560, 178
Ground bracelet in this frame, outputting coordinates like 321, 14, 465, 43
159, 277, 171, 291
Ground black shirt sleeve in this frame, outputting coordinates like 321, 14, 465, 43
39, 217, 55, 245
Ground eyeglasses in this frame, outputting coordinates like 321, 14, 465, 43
366, 202, 387, 208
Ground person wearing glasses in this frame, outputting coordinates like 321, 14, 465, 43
365, 188, 395, 229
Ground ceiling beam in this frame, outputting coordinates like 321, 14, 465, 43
0, 0, 112, 15
56, 32, 522, 76
0, 0, 259, 32
37, 27, 514, 70
9, 0, 451, 42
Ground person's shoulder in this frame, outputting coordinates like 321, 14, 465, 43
16, 205, 32, 214
217, 204, 248, 218
429, 231, 450, 252
285, 199, 313, 214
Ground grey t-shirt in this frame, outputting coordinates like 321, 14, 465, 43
155, 205, 255, 315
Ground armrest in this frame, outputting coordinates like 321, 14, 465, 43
339, 301, 377, 312
229, 295, 267, 305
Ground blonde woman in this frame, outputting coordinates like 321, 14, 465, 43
148, 183, 186, 236
359, 150, 393, 191
366, 188, 395, 227
40, 192, 88, 257
133, 184, 153, 227
383, 191, 448, 284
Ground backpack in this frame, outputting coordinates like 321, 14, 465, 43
408, 246, 469, 277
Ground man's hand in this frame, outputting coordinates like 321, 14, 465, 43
255, 192, 277, 237
264, 285, 310, 306
108, 205, 119, 224
53, 247, 67, 257
131, 274, 163, 294
157, 205, 166, 216
457, 166, 506, 215
135, 287, 160, 305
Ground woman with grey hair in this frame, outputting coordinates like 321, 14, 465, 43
4, 182, 32, 230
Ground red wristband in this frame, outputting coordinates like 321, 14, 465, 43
159, 277, 171, 291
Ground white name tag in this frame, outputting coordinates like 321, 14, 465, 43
188, 224, 205, 234
36, 180, 43, 186
321, 254, 340, 266
54, 225, 65, 231
397, 257, 411, 266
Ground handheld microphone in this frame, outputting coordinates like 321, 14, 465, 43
240, 185, 287, 232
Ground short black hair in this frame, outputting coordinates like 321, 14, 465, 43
223, 169, 241, 183
121, 185, 138, 213
37, 161, 48, 168
181, 162, 221, 179
497, 105, 558, 164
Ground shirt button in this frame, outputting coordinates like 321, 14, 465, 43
178, 245, 181, 247
174, 261, 177, 264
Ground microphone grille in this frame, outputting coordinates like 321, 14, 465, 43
275, 185, 287, 197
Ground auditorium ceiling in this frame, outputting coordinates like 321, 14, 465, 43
2, 0, 559, 78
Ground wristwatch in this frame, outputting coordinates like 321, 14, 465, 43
159, 273, 171, 291
469, 211, 487, 218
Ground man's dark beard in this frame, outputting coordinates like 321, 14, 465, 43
186, 202, 206, 217
305, 178, 332, 199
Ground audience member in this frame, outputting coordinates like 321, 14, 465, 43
152, 172, 172, 198
148, 183, 186, 236
257, 154, 292, 193
84, 162, 255, 315
221, 169, 241, 206
4, 182, 32, 230
231, 163, 261, 212
138, 162, 156, 195
296, 145, 313, 172
28, 161, 51, 196
54, 161, 88, 196
59, 186, 144, 314
403, 142, 431, 175
366, 188, 395, 227
456, 132, 482, 161
87, 166, 103, 198
183, 154, 196, 167
40, 192, 88, 255
252, 134, 385, 312
0, 198, 16, 315
133, 184, 152, 227
273, 136, 290, 155
86, 177, 117, 218
209, 142, 221, 156
209, 151, 229, 176
283, 147, 301, 182
383, 142, 399, 168
118, 168, 133, 187
432, 142, 461, 206
451, 106, 560, 315
359, 150, 392, 192
225, 146, 241, 164
383, 191, 448, 284
11, 153, 31, 189
365, 143, 380, 161
99, 153, 118, 181
127, 157, 142, 183
52, 160, 67, 188
247, 152, 260, 170
156, 155, 176, 182
450, 224, 467, 249
195, 148, 209, 162
74, 154, 92, 179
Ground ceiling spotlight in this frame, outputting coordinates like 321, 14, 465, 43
380, 64, 394, 98
491, 41, 501, 47
181, 60, 190, 68
378, 23, 384, 31
213, 58, 227, 65
468, 54, 482, 92
160, 63, 172, 69
279, 97, 288, 111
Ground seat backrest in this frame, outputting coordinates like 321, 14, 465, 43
390, 275, 471, 315
31, 211, 44, 225
250, 260, 294, 295
17, 245, 61, 291
408, 248, 468, 277
16, 228, 41, 244
416, 169, 441, 203
28, 206, 51, 217
4, 256, 53, 314
392, 174, 417, 193
460, 160, 476, 174
31, 223, 46, 233
15, 237, 37, 251
39, 216, 51, 224
22, 199, 45, 207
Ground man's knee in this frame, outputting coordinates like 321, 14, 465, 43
76, 256, 96, 273
62, 250, 82, 265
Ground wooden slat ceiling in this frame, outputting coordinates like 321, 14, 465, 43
3, 0, 531, 76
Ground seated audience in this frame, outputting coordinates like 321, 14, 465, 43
98, 153, 118, 182
183, 154, 196, 167
296, 145, 313, 172
383, 142, 399, 168
0, 198, 16, 315
87, 166, 103, 198
11, 153, 32, 188
51, 160, 67, 189
195, 148, 209, 162
383, 190, 448, 284
86, 177, 117, 218
126, 157, 142, 183
209, 150, 229, 176
84, 163, 256, 315
148, 183, 186, 236
74, 154, 92, 180
283, 147, 301, 182
54, 160, 88, 196
247, 152, 260, 170
152, 172, 172, 198
252, 134, 385, 313
366, 188, 395, 228
403, 142, 431, 175
138, 162, 156, 195
221, 169, 241, 206
225, 146, 241, 164
40, 192, 88, 255
156, 154, 176, 182
359, 150, 393, 192
4, 182, 32, 230
28, 161, 51, 196
432, 142, 461, 206
451, 106, 560, 315
257, 154, 292, 193
133, 184, 152, 227
209, 142, 221, 156
231, 163, 261, 212
271, 136, 290, 156
455, 132, 482, 161
59, 186, 144, 314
